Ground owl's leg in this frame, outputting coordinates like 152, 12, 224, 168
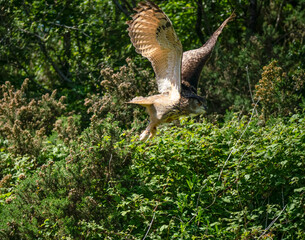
139, 128, 150, 141
149, 126, 157, 139
139, 104, 159, 141
139, 123, 158, 141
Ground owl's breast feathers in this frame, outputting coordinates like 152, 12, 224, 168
159, 96, 194, 122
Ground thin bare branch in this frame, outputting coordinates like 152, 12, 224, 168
195, 0, 205, 44
37, 39, 72, 83
258, 205, 287, 239
113, 0, 130, 17
142, 212, 155, 240
48, 22, 90, 37
218, 100, 259, 180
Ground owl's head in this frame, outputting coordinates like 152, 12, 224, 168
188, 96, 207, 115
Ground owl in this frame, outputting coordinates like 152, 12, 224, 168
127, 1, 234, 140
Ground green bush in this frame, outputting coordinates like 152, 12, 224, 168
1, 111, 305, 239
126, 114, 305, 239
1, 0, 305, 239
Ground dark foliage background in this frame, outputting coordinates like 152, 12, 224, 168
0, 0, 305, 239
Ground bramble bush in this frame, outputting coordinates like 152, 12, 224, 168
0, 79, 66, 157
1, 58, 305, 239
1, 109, 305, 239
1, 0, 305, 239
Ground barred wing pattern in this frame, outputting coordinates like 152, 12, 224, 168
127, 1, 182, 100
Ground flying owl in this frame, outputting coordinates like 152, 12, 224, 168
127, 1, 235, 140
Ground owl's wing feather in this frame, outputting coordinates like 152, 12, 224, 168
127, 1, 182, 100
181, 13, 235, 93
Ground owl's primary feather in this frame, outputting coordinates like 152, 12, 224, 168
126, 1, 234, 140
127, 0, 182, 100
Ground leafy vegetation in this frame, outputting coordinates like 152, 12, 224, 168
1, 0, 305, 239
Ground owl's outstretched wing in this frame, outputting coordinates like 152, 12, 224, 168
182, 12, 236, 93
127, 1, 182, 100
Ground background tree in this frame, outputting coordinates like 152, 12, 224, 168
0, 0, 305, 239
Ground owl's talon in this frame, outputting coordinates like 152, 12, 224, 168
139, 130, 149, 141
149, 127, 157, 139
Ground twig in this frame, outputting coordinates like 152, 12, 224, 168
275, 0, 284, 30
218, 100, 259, 180
246, 66, 254, 104
265, 197, 269, 228
236, 140, 255, 177
246, 65, 258, 115
281, 187, 285, 208
48, 22, 90, 37
108, 153, 113, 174
204, 193, 217, 210
196, 183, 207, 209
143, 177, 169, 239
185, 183, 208, 224
258, 205, 287, 239
108, 154, 113, 186
113, 0, 130, 17
142, 212, 155, 240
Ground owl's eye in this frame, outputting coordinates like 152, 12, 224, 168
194, 99, 201, 106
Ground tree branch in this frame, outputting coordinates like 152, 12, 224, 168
195, 0, 205, 45
48, 22, 90, 37
202, 0, 212, 36
249, 0, 257, 33
15, 59, 52, 94
112, 0, 130, 17
18, 27, 72, 83
131, 0, 136, 8
275, 0, 285, 30
37, 38, 72, 83
121, 0, 133, 12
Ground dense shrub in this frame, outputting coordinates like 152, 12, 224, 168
0, 79, 66, 156
254, 60, 305, 119
1, 0, 305, 239
54, 115, 82, 145
125, 114, 305, 239
1, 111, 305, 239
85, 58, 155, 129
0, 79, 67, 208
0, 117, 132, 239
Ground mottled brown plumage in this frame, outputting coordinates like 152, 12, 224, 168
181, 13, 235, 95
127, 1, 234, 140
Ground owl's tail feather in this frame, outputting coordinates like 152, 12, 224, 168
126, 96, 153, 106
